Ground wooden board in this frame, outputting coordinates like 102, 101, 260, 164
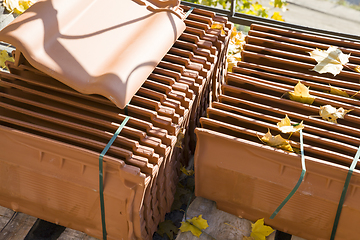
0, 206, 98, 240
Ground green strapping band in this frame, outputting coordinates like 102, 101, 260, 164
270, 129, 306, 219
184, 7, 195, 18
99, 115, 130, 240
330, 146, 360, 240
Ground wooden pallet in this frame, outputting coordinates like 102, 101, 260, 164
0, 206, 98, 240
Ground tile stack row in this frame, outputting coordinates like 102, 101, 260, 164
194, 24, 360, 240
0, 7, 232, 240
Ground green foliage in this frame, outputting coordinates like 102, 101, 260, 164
183, 0, 287, 19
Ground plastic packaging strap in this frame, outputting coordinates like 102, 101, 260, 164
184, 7, 195, 18
330, 145, 360, 240
270, 129, 306, 219
99, 115, 130, 240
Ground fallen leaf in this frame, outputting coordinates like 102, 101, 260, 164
211, 23, 225, 35
0, 50, 14, 69
180, 166, 194, 176
271, 12, 284, 21
158, 220, 178, 240
175, 128, 185, 149
308, 46, 350, 76
227, 54, 241, 72
277, 115, 304, 133
329, 85, 349, 97
250, 218, 274, 240
319, 105, 351, 123
260, 129, 293, 152
3, 0, 36, 14
227, 27, 246, 72
354, 65, 360, 73
179, 215, 209, 237
288, 81, 315, 104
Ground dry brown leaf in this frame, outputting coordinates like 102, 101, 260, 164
319, 105, 351, 123
288, 81, 315, 104
277, 115, 304, 133
329, 85, 349, 97
308, 46, 350, 76
260, 129, 293, 152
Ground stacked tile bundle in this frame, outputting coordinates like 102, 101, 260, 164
0, 3, 232, 240
195, 24, 360, 240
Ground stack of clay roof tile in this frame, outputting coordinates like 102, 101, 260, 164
195, 24, 360, 240
0, 1, 232, 240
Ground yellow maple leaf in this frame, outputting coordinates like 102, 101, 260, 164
211, 23, 225, 35
260, 129, 293, 152
227, 54, 241, 72
158, 220, 178, 240
319, 105, 351, 123
0, 50, 14, 69
3, 0, 36, 14
180, 166, 194, 176
271, 12, 284, 21
288, 81, 315, 104
250, 218, 274, 240
308, 46, 350, 76
329, 84, 349, 97
277, 115, 304, 133
179, 215, 209, 237
354, 65, 360, 73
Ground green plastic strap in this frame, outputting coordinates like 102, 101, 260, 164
185, 7, 195, 18
330, 145, 360, 240
99, 115, 130, 240
270, 129, 306, 219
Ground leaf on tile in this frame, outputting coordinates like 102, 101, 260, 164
308, 46, 350, 76
0, 50, 14, 69
319, 105, 351, 123
277, 115, 304, 133
227, 27, 246, 72
288, 81, 315, 104
227, 54, 241, 72
211, 23, 225, 35
354, 65, 360, 73
329, 85, 349, 97
259, 129, 293, 152
250, 218, 274, 240
179, 215, 209, 237
158, 220, 178, 240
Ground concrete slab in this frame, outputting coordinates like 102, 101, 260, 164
256, 0, 360, 36
175, 197, 252, 240
175, 197, 307, 240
